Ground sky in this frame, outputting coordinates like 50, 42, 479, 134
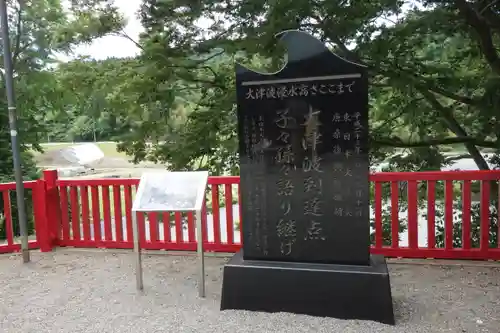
69, 0, 143, 60
66, 0, 416, 61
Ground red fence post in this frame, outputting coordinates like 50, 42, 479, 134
43, 170, 62, 248
34, 179, 51, 252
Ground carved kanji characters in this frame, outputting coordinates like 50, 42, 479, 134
277, 178, 294, 196
304, 197, 323, 216
298, 84, 309, 96
304, 220, 326, 241
346, 81, 355, 92
304, 177, 322, 193
334, 207, 343, 216
277, 131, 290, 144
280, 201, 291, 215
303, 155, 323, 172
276, 145, 295, 163
289, 85, 299, 97
255, 87, 266, 99
276, 86, 288, 99
266, 86, 277, 99
337, 82, 344, 94
245, 88, 255, 99
328, 84, 336, 94
275, 109, 293, 129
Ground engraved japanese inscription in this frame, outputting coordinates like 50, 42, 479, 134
236, 30, 370, 265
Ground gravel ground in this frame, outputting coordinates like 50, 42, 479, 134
0, 251, 499, 333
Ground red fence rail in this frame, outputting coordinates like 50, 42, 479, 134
0, 169, 499, 261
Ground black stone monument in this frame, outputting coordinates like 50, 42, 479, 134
220, 30, 395, 325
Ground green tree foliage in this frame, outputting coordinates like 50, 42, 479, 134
0, 0, 125, 240
102, 0, 498, 246
42, 1, 500, 247
98, 0, 498, 175
49, 57, 141, 142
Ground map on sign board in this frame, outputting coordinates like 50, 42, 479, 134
132, 171, 209, 212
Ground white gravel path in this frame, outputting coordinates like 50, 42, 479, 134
0, 250, 499, 333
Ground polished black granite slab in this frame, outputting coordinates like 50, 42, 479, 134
220, 250, 395, 325
221, 30, 393, 325
236, 30, 370, 265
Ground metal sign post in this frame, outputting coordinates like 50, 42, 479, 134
132, 213, 143, 290
196, 209, 205, 297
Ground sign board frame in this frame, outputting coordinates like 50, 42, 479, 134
131, 170, 209, 297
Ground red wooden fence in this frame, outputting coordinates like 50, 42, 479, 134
0, 180, 46, 253
0, 169, 499, 260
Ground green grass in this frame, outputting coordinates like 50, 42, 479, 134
36, 142, 126, 158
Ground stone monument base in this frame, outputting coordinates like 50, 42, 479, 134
220, 250, 395, 325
